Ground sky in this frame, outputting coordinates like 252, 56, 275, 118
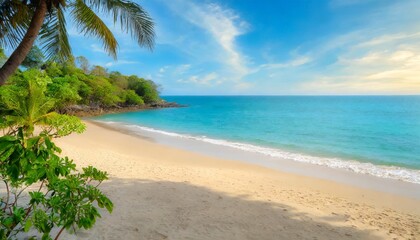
67, 0, 420, 95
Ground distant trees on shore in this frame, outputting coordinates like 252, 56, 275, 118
1, 49, 161, 112
0, 0, 154, 85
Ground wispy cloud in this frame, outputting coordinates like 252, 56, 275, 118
355, 32, 420, 48
329, 0, 374, 8
177, 72, 221, 86
300, 31, 420, 94
66, 0, 420, 95
260, 56, 311, 70
105, 60, 139, 67
166, 1, 250, 80
90, 44, 107, 54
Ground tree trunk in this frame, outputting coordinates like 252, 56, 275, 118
0, 0, 47, 85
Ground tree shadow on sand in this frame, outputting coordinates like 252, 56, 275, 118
62, 178, 381, 240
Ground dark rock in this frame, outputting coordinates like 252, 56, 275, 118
63, 101, 185, 117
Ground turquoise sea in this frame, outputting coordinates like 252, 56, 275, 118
93, 96, 420, 184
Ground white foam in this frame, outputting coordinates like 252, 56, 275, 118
99, 121, 420, 185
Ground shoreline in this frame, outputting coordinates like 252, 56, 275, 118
63, 101, 184, 117
56, 121, 419, 239
89, 120, 420, 199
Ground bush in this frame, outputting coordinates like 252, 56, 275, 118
122, 90, 144, 105
127, 76, 160, 104
8, 55, 162, 111
0, 77, 112, 239
47, 75, 82, 110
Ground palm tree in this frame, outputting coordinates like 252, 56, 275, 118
0, 0, 154, 85
0, 72, 85, 137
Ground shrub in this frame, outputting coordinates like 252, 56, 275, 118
122, 90, 144, 106
0, 77, 112, 239
127, 76, 160, 104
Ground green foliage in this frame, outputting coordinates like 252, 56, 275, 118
75, 56, 90, 74
0, 48, 6, 66
43, 62, 63, 78
0, 132, 112, 239
109, 71, 128, 89
47, 75, 82, 109
127, 75, 160, 104
121, 89, 144, 105
90, 65, 108, 77
0, 48, 6, 59
83, 75, 123, 107
0, 76, 112, 239
0, 70, 85, 136
21, 46, 44, 69
6, 57, 159, 109
0, 70, 54, 136
0, 0, 154, 62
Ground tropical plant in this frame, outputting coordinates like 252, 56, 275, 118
90, 65, 107, 77
21, 45, 44, 69
128, 75, 160, 104
0, 48, 6, 66
75, 56, 90, 74
109, 71, 128, 89
121, 89, 143, 105
0, 74, 112, 239
0, 0, 155, 84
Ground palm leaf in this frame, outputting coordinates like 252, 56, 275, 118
39, 6, 72, 61
85, 0, 155, 50
0, 0, 32, 49
71, 0, 118, 58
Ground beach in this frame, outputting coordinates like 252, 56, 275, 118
55, 121, 420, 240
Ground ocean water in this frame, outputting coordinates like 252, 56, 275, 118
93, 96, 420, 184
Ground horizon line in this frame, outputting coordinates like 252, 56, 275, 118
161, 94, 420, 97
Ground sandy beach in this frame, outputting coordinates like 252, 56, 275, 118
56, 121, 420, 240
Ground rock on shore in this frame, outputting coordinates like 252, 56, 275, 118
62, 101, 185, 117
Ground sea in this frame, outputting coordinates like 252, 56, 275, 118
92, 96, 420, 184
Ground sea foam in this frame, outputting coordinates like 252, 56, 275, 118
100, 121, 420, 185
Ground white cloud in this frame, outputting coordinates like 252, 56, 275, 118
260, 56, 311, 70
300, 33, 420, 94
167, 1, 250, 79
90, 44, 107, 54
105, 60, 139, 67
173, 64, 191, 75
185, 3, 248, 75
355, 32, 420, 48
234, 82, 253, 91
154, 64, 191, 79
329, 0, 375, 8
177, 72, 220, 86
159, 66, 169, 73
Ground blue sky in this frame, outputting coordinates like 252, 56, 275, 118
67, 0, 420, 95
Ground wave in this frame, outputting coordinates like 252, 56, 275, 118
98, 121, 420, 185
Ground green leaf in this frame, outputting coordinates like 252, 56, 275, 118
29, 191, 45, 205
0, 143, 15, 162
2, 217, 13, 228
24, 219, 33, 232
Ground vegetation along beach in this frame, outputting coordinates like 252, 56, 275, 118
1, 0, 419, 239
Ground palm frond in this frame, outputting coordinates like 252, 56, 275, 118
0, 77, 55, 134
0, 0, 32, 49
39, 6, 72, 61
71, 0, 118, 58
85, 0, 155, 50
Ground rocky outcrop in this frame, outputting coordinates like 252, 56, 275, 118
62, 101, 185, 117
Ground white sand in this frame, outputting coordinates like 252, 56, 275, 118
55, 121, 419, 240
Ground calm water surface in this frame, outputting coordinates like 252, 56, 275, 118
93, 96, 420, 183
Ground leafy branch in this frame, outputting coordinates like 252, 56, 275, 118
0, 75, 112, 239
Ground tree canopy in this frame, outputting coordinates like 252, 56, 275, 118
0, 73, 112, 239
4, 56, 160, 111
0, 0, 155, 84
21, 45, 44, 69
